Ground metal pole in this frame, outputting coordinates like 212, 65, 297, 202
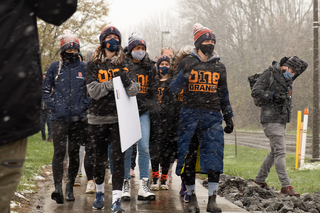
312, 0, 319, 160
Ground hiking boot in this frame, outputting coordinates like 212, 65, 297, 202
121, 179, 131, 201
74, 176, 81, 186
188, 191, 200, 213
179, 183, 186, 196
253, 180, 271, 190
92, 192, 105, 210
281, 186, 300, 197
51, 182, 64, 204
206, 194, 221, 212
138, 178, 156, 201
42, 136, 46, 141
85, 181, 96, 194
47, 137, 52, 142
111, 198, 125, 213
160, 174, 169, 190
65, 181, 75, 201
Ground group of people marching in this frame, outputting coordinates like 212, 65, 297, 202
42, 21, 308, 213
42, 22, 232, 213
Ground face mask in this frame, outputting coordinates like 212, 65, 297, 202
103, 38, 120, 52
199, 44, 214, 56
61, 52, 79, 63
159, 66, 169, 75
131, 50, 146, 61
283, 70, 294, 79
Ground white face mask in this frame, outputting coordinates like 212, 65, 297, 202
131, 50, 146, 61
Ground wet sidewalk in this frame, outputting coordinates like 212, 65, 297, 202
42, 163, 247, 212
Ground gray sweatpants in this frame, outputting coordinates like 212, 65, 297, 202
255, 123, 290, 187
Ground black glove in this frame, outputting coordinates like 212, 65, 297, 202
273, 92, 287, 104
279, 56, 289, 66
118, 68, 131, 88
224, 118, 234, 134
182, 59, 199, 78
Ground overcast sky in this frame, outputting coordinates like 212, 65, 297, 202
107, 0, 177, 44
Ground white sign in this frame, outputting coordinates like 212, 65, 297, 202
113, 77, 141, 152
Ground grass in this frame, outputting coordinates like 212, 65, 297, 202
17, 132, 54, 192
222, 144, 320, 194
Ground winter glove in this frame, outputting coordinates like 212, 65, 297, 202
273, 92, 287, 104
182, 59, 199, 78
224, 118, 234, 134
118, 68, 131, 88
280, 56, 290, 66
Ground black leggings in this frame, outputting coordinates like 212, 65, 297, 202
84, 140, 94, 181
51, 120, 85, 184
88, 123, 124, 190
181, 134, 220, 185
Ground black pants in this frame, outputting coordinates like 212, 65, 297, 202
181, 134, 220, 185
83, 123, 94, 181
150, 114, 176, 176
51, 120, 85, 184
88, 123, 124, 190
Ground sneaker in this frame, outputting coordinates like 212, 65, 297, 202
188, 191, 200, 213
184, 192, 189, 203
138, 178, 156, 201
85, 181, 96, 194
74, 176, 81, 186
179, 183, 185, 196
111, 198, 125, 213
281, 186, 300, 197
253, 180, 270, 190
150, 177, 159, 191
121, 179, 131, 201
108, 175, 112, 185
92, 192, 105, 210
130, 168, 135, 177
160, 176, 169, 190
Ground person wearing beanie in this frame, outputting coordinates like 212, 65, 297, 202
252, 56, 308, 197
86, 24, 140, 212
170, 23, 234, 213
149, 55, 176, 191
43, 30, 91, 204
118, 32, 156, 202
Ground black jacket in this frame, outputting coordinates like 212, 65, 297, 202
252, 60, 308, 124
0, 0, 77, 144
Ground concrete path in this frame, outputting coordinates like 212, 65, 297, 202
42, 163, 247, 212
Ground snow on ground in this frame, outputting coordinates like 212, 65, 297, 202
34, 175, 45, 180
299, 162, 320, 170
10, 200, 20, 209
14, 192, 29, 201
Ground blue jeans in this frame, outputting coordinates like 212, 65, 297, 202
124, 111, 150, 179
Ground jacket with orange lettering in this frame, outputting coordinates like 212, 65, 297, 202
126, 52, 155, 115
170, 49, 233, 120
86, 57, 140, 125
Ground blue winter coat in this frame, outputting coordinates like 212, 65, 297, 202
43, 59, 91, 122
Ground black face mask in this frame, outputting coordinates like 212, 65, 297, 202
61, 52, 79, 63
199, 44, 214, 56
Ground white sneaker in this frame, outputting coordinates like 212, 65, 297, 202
74, 176, 81, 186
121, 179, 131, 201
138, 178, 156, 201
85, 181, 96, 194
108, 175, 112, 185
160, 179, 169, 190
150, 178, 159, 191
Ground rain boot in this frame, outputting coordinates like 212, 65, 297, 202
65, 180, 75, 201
51, 182, 64, 204
206, 194, 221, 212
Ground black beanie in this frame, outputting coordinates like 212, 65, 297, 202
99, 24, 122, 44
283, 56, 302, 74
156, 55, 171, 70
127, 32, 146, 53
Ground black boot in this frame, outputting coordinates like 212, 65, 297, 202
188, 191, 200, 213
51, 182, 64, 204
207, 195, 221, 212
65, 181, 75, 201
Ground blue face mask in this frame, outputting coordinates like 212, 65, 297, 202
283, 70, 294, 79
103, 38, 119, 52
159, 66, 169, 75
